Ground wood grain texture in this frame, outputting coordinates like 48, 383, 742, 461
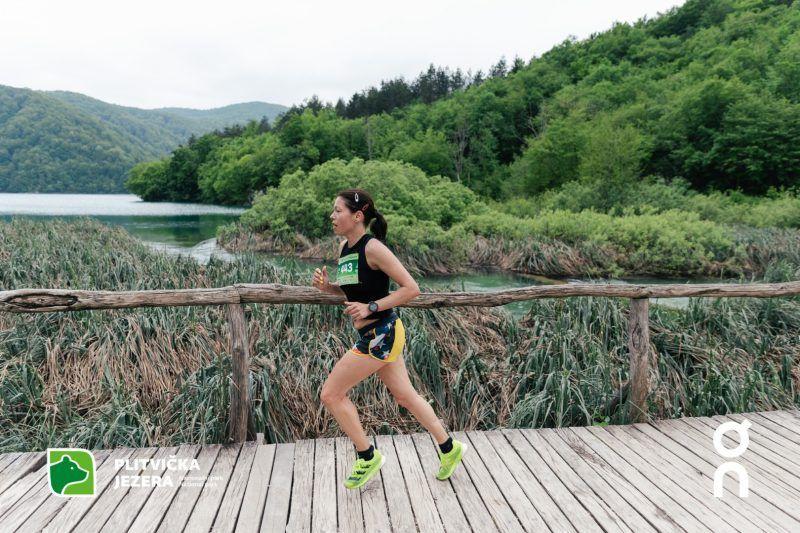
627, 298, 652, 423
3, 280, 799, 313
226, 302, 251, 443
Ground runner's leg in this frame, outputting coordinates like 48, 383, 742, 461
321, 350, 386, 451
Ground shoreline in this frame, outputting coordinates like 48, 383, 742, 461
217, 224, 791, 281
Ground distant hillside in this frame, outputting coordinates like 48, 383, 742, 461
0, 85, 287, 193
154, 102, 288, 132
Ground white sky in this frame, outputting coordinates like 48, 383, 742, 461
1, 0, 684, 110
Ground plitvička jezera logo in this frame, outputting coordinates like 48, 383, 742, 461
47, 448, 96, 497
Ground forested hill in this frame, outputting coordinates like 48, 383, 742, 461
128, 0, 800, 206
0, 85, 287, 193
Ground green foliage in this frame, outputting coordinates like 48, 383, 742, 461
458, 207, 736, 275
0, 85, 286, 193
128, 0, 800, 205
124, 159, 170, 201
240, 158, 485, 242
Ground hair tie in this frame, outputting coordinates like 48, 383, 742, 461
361, 203, 369, 212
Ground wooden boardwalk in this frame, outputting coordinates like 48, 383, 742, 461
1, 409, 799, 532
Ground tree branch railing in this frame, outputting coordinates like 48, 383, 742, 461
2, 281, 799, 441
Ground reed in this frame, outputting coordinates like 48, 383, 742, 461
1, 217, 798, 453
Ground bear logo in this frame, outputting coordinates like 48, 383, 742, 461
47, 448, 95, 497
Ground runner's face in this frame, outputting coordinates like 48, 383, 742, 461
330, 196, 363, 235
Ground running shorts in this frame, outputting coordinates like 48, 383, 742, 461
349, 311, 405, 362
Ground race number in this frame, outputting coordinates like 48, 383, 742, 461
337, 253, 359, 285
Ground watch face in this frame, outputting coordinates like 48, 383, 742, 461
369, 302, 378, 312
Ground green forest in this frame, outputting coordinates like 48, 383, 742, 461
128, 0, 800, 205
0, 86, 286, 193
128, 0, 800, 278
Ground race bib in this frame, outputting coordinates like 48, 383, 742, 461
337, 253, 359, 285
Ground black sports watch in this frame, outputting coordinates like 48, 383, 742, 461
367, 301, 379, 313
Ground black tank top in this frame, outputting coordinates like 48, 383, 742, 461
337, 233, 392, 320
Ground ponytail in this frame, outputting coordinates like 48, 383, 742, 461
369, 210, 387, 242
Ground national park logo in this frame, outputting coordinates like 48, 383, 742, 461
47, 448, 96, 497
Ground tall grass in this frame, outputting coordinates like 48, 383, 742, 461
1, 217, 798, 453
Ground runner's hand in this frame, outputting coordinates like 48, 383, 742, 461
344, 301, 370, 319
312, 266, 330, 291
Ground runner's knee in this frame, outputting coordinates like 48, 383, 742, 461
321, 383, 345, 406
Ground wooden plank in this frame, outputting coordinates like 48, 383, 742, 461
0, 453, 22, 476
451, 430, 524, 533
97, 446, 184, 532
213, 442, 259, 532
358, 435, 390, 533
507, 429, 625, 533
643, 420, 800, 528
261, 442, 295, 533
2, 450, 110, 530
236, 443, 277, 533
0, 457, 48, 519
393, 433, 445, 533
540, 427, 656, 532
717, 413, 800, 468
482, 431, 575, 532
374, 434, 417, 533
585, 425, 738, 532
286, 439, 315, 533
611, 423, 790, 533
30, 448, 134, 533
563, 427, 707, 532
761, 409, 800, 431
335, 437, 365, 533
156, 444, 222, 532
126, 444, 203, 533
312, 437, 337, 533
750, 412, 800, 446
0, 452, 45, 498
465, 431, 547, 532
681, 417, 800, 497
654, 419, 800, 522
411, 433, 471, 533
707, 414, 800, 470
70, 447, 158, 532
182, 443, 243, 532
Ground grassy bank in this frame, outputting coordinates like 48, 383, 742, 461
1, 217, 798, 453
218, 159, 800, 279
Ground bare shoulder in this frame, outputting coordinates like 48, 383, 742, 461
365, 237, 391, 255
365, 237, 393, 268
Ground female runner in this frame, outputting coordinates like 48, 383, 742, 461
312, 188, 466, 489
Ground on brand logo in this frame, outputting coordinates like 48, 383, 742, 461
713, 419, 750, 498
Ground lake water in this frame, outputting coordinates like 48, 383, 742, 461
1, 193, 714, 317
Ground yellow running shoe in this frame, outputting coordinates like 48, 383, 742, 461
436, 439, 467, 480
344, 450, 385, 489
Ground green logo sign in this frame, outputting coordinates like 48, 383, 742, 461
337, 252, 359, 286
48, 448, 95, 497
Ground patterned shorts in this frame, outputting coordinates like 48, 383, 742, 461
349, 312, 405, 362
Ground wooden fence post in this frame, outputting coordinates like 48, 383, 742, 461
226, 303, 250, 442
627, 297, 651, 423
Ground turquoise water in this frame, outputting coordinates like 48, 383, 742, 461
1, 193, 719, 317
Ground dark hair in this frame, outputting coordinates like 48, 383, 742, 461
336, 188, 387, 242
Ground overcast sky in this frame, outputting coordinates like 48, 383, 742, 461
2, 0, 684, 110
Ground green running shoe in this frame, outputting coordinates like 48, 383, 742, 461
436, 439, 467, 480
344, 450, 385, 489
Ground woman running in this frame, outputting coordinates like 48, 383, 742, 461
312, 188, 466, 489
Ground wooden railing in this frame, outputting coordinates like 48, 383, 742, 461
2, 281, 799, 441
